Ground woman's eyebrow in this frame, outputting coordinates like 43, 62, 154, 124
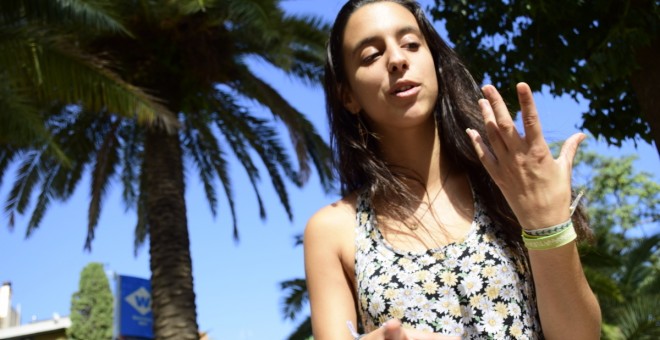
350, 25, 421, 57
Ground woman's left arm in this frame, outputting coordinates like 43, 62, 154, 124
466, 83, 601, 339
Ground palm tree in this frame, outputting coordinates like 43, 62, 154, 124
1, 0, 333, 339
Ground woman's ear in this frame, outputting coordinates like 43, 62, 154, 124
341, 86, 361, 114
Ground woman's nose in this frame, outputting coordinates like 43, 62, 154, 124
388, 47, 409, 73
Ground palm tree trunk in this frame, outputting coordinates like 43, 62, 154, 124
144, 127, 200, 340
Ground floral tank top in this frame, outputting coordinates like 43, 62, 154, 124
354, 192, 543, 339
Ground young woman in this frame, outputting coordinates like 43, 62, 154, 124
304, 1, 601, 339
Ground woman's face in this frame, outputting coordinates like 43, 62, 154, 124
341, 1, 438, 133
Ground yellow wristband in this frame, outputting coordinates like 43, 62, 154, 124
522, 223, 577, 250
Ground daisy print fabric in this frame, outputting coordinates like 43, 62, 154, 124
354, 192, 543, 339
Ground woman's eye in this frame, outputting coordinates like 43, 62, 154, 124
405, 42, 421, 50
361, 52, 381, 64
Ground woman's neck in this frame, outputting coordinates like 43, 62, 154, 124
375, 120, 446, 190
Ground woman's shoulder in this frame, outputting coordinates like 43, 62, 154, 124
306, 192, 358, 231
304, 192, 359, 250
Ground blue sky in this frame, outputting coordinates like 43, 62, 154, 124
1, 1, 658, 339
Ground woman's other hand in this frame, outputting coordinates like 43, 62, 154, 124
466, 82, 585, 230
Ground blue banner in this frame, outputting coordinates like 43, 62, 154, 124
116, 275, 153, 339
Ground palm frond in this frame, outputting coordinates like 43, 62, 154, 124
214, 126, 267, 223
118, 122, 142, 211
185, 114, 244, 239
43, 39, 178, 129
264, 14, 329, 85
583, 266, 623, 305
4, 149, 45, 230
618, 235, 660, 297
218, 0, 294, 64
286, 316, 312, 340
166, 0, 214, 15
182, 111, 236, 236
133, 168, 149, 255
48, 106, 97, 199
220, 2, 328, 85
182, 121, 218, 216
0, 148, 18, 188
0, 74, 69, 164
230, 66, 333, 190
601, 322, 624, 340
222, 0, 280, 29
579, 242, 622, 269
0, 85, 43, 146
25, 163, 60, 236
617, 295, 660, 340
280, 278, 308, 321
211, 91, 269, 221
56, 0, 131, 34
0, 30, 178, 131
86, 118, 120, 250
293, 233, 303, 247
214, 98, 295, 220
0, 97, 70, 166
638, 264, 660, 296
0, 0, 131, 34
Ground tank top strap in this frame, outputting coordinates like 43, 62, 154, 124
356, 191, 373, 228
355, 190, 375, 240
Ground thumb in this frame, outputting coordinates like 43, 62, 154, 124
383, 319, 403, 340
559, 132, 586, 167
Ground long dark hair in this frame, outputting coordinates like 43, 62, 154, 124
324, 0, 590, 249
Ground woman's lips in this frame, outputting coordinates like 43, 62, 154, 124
391, 84, 421, 98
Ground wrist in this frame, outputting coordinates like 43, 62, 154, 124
519, 191, 584, 230
522, 220, 577, 250
519, 215, 570, 230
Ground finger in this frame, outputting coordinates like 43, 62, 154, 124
482, 85, 521, 149
466, 127, 498, 172
383, 319, 403, 340
478, 98, 508, 156
516, 82, 544, 144
559, 132, 586, 168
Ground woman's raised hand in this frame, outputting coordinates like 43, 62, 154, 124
466, 83, 585, 230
